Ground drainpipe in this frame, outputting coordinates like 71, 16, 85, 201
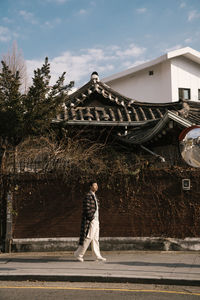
140, 145, 166, 162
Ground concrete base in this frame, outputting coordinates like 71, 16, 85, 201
11, 237, 200, 252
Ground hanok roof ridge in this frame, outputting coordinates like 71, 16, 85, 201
66, 79, 138, 108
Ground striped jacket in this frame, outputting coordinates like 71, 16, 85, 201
79, 191, 99, 245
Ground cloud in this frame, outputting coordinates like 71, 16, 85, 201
78, 9, 87, 15
0, 26, 11, 42
164, 45, 183, 52
188, 10, 200, 22
123, 60, 148, 69
184, 38, 192, 44
90, 1, 96, 6
116, 43, 146, 58
180, 2, 186, 8
50, 49, 110, 83
43, 0, 69, 3
19, 10, 38, 24
42, 18, 62, 29
2, 17, 13, 24
136, 7, 147, 14
48, 0, 69, 4
26, 51, 107, 88
74, 9, 88, 16
87, 48, 105, 59
26, 43, 147, 87
54, 0, 68, 3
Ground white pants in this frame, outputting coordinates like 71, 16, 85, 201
75, 219, 102, 259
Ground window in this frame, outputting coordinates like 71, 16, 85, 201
198, 89, 200, 100
148, 70, 154, 76
178, 88, 191, 100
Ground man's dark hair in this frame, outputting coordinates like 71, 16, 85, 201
89, 181, 97, 187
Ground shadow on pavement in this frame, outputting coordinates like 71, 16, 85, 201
0, 258, 75, 263
106, 261, 200, 268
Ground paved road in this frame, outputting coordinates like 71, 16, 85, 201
0, 282, 200, 300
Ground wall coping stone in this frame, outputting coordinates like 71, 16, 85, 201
11, 237, 200, 252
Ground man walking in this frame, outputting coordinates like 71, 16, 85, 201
74, 181, 106, 262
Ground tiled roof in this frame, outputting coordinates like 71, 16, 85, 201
117, 111, 193, 145
52, 76, 200, 145
56, 78, 200, 126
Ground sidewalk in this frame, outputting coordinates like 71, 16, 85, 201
0, 251, 200, 286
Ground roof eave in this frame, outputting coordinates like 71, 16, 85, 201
117, 111, 193, 145
52, 119, 157, 127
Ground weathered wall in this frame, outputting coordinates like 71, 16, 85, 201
12, 168, 200, 239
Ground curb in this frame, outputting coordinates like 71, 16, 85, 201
0, 275, 200, 286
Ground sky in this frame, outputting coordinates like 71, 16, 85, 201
1, 0, 200, 89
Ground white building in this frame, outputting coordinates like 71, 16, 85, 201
102, 47, 200, 103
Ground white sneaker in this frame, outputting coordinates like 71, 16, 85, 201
96, 256, 106, 262
74, 253, 84, 262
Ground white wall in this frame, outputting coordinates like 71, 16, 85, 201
107, 61, 172, 103
171, 56, 200, 102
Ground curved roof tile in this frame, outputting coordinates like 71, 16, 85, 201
60, 79, 200, 126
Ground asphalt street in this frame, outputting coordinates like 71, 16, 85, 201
0, 282, 200, 300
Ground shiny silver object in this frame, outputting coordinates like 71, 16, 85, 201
179, 126, 200, 167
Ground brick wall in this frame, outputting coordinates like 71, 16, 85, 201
12, 169, 200, 239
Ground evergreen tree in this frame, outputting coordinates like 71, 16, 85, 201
23, 57, 69, 136
0, 61, 24, 146
0, 57, 73, 144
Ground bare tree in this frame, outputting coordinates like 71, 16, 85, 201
1, 41, 28, 93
